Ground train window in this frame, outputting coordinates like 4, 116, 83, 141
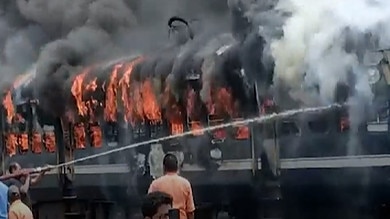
279, 121, 300, 136
32, 132, 43, 154
308, 118, 329, 133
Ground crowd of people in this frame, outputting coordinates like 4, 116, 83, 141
0, 162, 51, 219
0, 154, 194, 219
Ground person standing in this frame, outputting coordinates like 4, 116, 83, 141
3, 162, 51, 209
0, 180, 8, 219
148, 154, 195, 219
142, 191, 173, 219
8, 185, 33, 219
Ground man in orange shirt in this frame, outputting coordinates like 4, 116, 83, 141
148, 154, 195, 219
8, 185, 33, 219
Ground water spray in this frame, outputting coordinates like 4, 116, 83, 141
48, 103, 341, 169
3, 103, 341, 177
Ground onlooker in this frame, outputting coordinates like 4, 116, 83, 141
148, 154, 195, 219
142, 191, 173, 219
0, 180, 8, 219
4, 162, 50, 209
8, 185, 33, 219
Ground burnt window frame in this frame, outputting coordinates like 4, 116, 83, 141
278, 120, 301, 137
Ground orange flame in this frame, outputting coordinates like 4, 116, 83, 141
233, 118, 250, 140
206, 87, 235, 117
163, 85, 184, 134
141, 79, 162, 123
189, 121, 203, 135
171, 123, 184, 135
131, 83, 145, 125
119, 57, 144, 123
44, 132, 56, 153
83, 77, 99, 121
104, 64, 122, 122
74, 123, 86, 149
32, 132, 42, 154
89, 124, 102, 148
71, 69, 89, 117
2, 91, 14, 124
5, 133, 17, 157
17, 133, 29, 152
186, 87, 204, 135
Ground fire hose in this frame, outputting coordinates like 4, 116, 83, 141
0, 166, 53, 181
0, 103, 343, 181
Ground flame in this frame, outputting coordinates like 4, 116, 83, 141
189, 121, 203, 135
2, 91, 14, 124
89, 124, 102, 148
2, 74, 36, 124
32, 132, 42, 154
119, 57, 144, 123
206, 87, 235, 117
84, 77, 99, 121
131, 83, 145, 124
74, 123, 86, 149
171, 123, 184, 135
85, 77, 98, 91
5, 133, 17, 157
141, 79, 162, 123
71, 69, 90, 117
216, 88, 234, 116
18, 133, 29, 152
44, 131, 56, 153
233, 118, 250, 140
104, 64, 122, 122
162, 85, 184, 134
206, 86, 240, 140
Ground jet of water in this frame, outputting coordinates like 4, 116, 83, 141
41, 103, 341, 170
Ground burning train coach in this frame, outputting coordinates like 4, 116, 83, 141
0, 30, 275, 218
2, 19, 390, 218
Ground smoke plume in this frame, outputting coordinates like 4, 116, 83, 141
265, 0, 390, 156
269, 0, 390, 105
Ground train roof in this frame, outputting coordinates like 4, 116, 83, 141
12, 65, 37, 106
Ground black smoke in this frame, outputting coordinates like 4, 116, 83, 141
3, 0, 276, 120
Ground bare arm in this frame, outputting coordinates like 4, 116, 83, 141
20, 174, 30, 194
8, 210, 18, 219
0, 172, 23, 181
185, 182, 195, 219
30, 172, 44, 186
31, 165, 52, 186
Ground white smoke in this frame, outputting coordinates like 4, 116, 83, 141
271, 0, 390, 105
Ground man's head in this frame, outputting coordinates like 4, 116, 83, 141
8, 162, 21, 174
142, 191, 173, 219
163, 154, 178, 173
8, 185, 20, 203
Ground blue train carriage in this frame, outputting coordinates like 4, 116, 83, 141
278, 49, 390, 219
